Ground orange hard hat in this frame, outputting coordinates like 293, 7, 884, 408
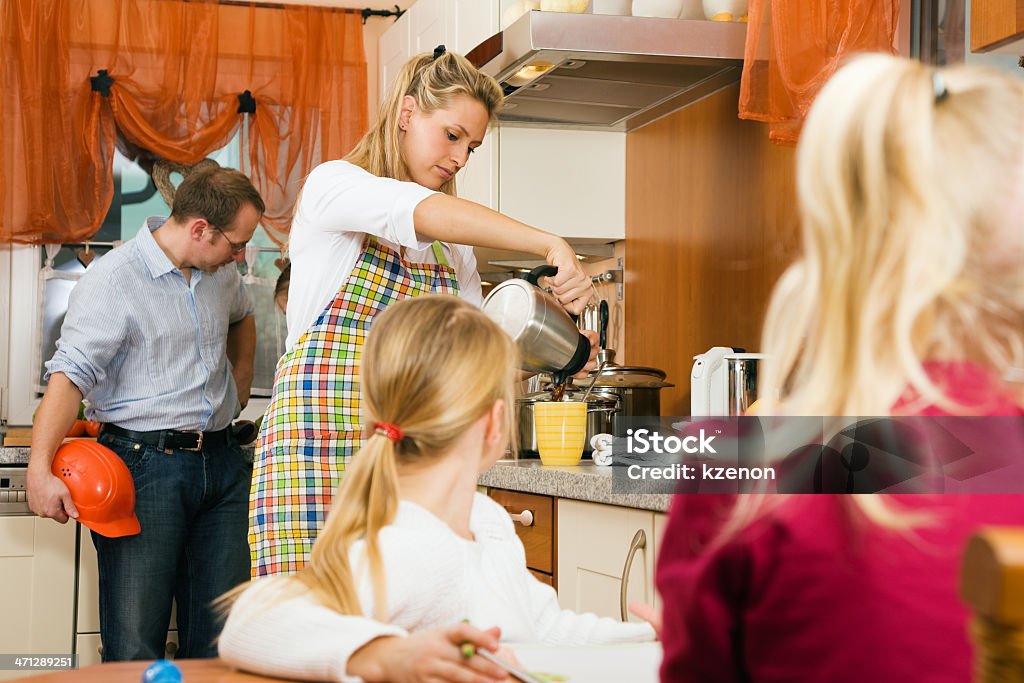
51, 440, 141, 538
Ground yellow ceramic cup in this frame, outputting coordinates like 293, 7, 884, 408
534, 401, 587, 466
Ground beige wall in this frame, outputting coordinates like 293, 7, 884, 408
262, 0, 419, 119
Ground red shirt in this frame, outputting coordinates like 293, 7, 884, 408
656, 362, 1024, 683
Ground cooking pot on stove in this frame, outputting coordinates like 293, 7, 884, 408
575, 365, 673, 417
516, 389, 618, 459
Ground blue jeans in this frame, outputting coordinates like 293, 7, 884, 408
92, 431, 252, 661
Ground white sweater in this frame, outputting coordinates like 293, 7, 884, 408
219, 493, 654, 682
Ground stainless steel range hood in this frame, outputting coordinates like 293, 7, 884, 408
467, 11, 747, 132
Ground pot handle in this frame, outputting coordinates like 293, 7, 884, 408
523, 265, 558, 286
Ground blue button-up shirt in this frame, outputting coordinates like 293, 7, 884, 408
46, 217, 254, 431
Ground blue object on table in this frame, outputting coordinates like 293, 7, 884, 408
141, 659, 182, 683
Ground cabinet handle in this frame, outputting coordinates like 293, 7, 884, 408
619, 528, 647, 621
508, 509, 534, 527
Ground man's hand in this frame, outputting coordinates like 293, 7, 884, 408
27, 372, 84, 524
348, 623, 509, 683
27, 468, 78, 523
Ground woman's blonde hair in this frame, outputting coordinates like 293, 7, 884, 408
345, 49, 504, 196
294, 294, 518, 618
762, 54, 1024, 418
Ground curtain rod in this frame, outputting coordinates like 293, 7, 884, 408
217, 2, 405, 23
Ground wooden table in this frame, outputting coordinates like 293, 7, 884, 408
17, 659, 290, 682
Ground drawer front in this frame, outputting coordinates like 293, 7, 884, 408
529, 568, 554, 587
487, 489, 554, 574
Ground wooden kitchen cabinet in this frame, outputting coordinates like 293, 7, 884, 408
971, 0, 1024, 53
486, 488, 556, 583
556, 499, 664, 623
0, 517, 76, 682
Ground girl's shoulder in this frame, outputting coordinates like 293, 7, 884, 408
470, 492, 516, 543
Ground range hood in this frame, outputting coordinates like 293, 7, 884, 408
467, 11, 747, 132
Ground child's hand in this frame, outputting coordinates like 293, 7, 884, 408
628, 600, 663, 640
349, 623, 509, 682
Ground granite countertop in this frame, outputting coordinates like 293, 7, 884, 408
479, 460, 669, 512
2, 448, 669, 513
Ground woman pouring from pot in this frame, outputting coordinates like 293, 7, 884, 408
250, 46, 595, 577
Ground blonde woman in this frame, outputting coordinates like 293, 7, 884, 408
656, 55, 1024, 682
251, 47, 594, 577
221, 296, 654, 682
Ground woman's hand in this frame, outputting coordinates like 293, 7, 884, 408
348, 624, 510, 683
544, 239, 591, 316
572, 330, 600, 379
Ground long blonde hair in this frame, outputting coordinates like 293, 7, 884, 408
345, 49, 504, 196
721, 56, 1024, 538
295, 295, 517, 618
762, 54, 1024, 417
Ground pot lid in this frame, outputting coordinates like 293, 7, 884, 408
583, 365, 674, 388
517, 390, 617, 406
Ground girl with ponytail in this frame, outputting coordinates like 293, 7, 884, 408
222, 296, 653, 682
251, 47, 597, 578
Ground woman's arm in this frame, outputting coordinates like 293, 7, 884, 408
414, 194, 592, 315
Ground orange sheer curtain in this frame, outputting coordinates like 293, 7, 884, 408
738, 0, 899, 144
1, 0, 368, 245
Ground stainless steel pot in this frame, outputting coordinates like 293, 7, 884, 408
482, 266, 591, 384
577, 365, 674, 417
516, 389, 618, 458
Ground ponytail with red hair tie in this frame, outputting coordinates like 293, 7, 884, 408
373, 422, 404, 443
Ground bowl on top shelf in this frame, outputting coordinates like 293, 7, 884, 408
540, 0, 590, 12
593, 0, 632, 13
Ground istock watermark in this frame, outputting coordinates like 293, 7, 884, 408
609, 416, 1024, 495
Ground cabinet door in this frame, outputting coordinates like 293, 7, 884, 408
0, 517, 76, 682
411, 0, 452, 55
499, 127, 626, 239
556, 499, 653, 622
452, 0, 499, 55
379, 11, 412, 108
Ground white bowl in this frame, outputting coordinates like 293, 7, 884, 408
631, 0, 684, 17
593, 0, 632, 14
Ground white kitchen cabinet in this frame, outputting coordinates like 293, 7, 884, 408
556, 499, 656, 623
452, 0, 499, 55
0, 517, 76, 681
379, 10, 412, 108
499, 127, 626, 239
411, 0, 451, 55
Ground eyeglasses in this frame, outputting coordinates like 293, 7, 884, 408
213, 227, 248, 254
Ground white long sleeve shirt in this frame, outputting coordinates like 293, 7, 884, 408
219, 493, 654, 682
286, 160, 483, 350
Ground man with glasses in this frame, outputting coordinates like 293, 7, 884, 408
27, 166, 264, 661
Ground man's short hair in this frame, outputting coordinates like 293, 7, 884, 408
169, 167, 265, 229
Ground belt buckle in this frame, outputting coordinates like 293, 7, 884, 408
181, 430, 204, 452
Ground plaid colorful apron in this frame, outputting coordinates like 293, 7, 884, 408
249, 237, 459, 576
